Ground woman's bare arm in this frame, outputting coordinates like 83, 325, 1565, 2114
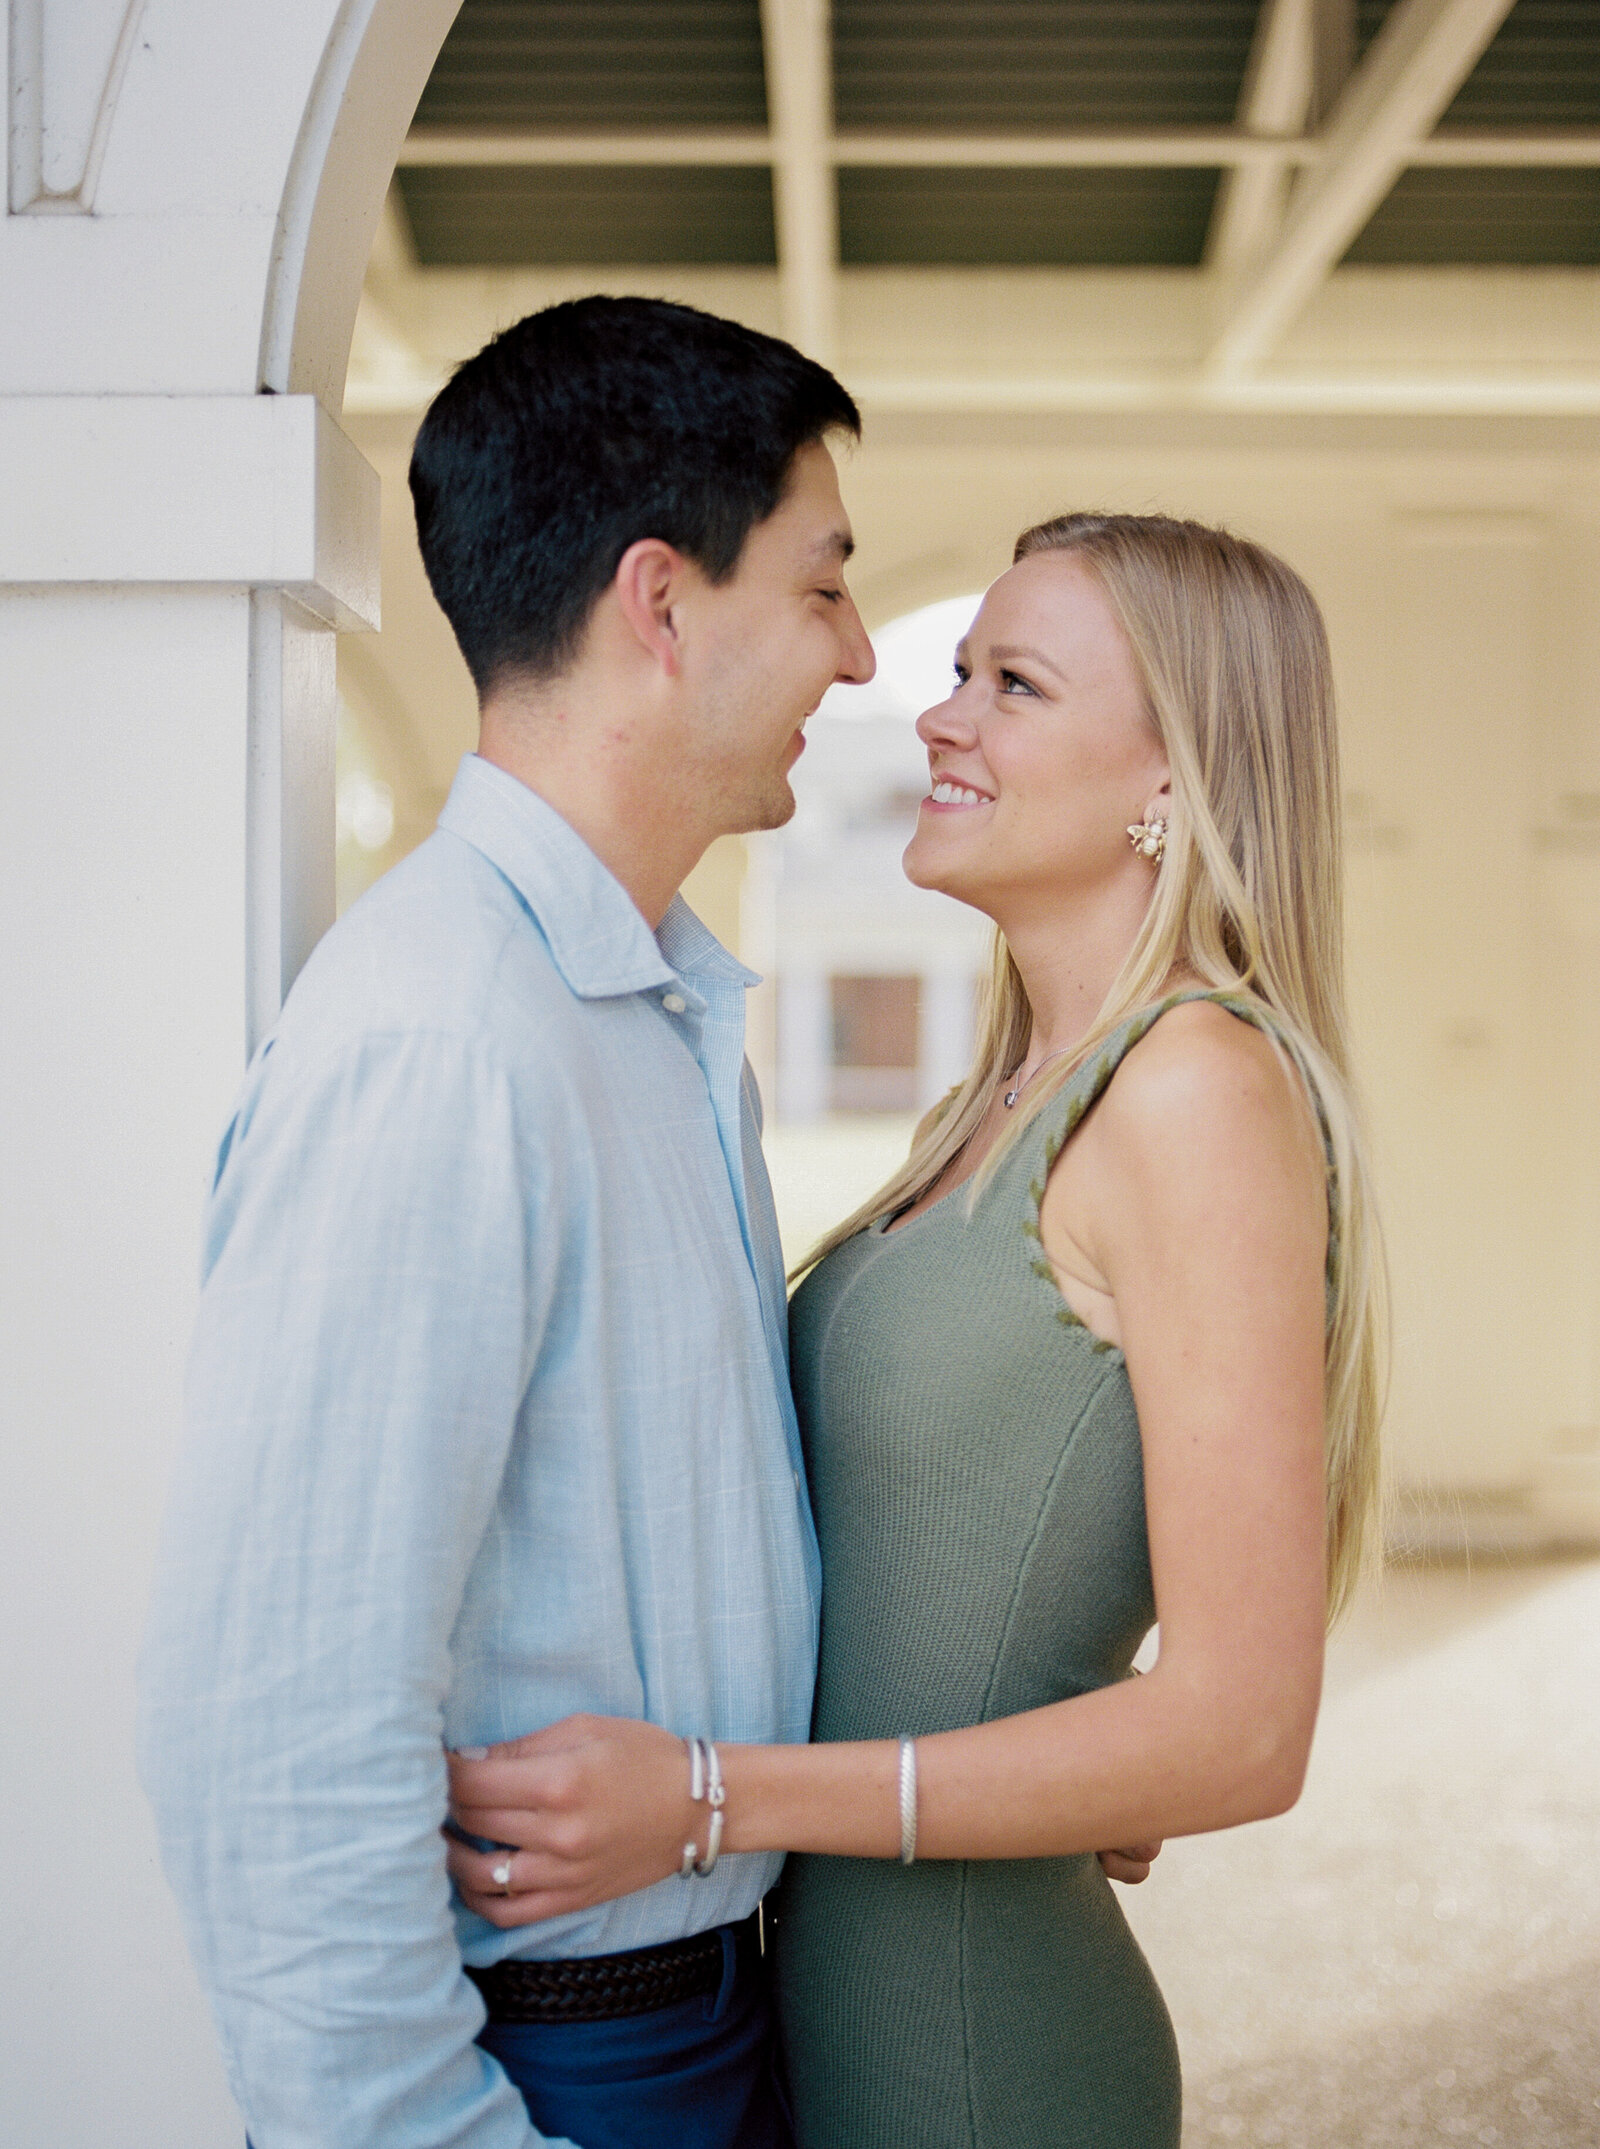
448, 1005, 1327, 1920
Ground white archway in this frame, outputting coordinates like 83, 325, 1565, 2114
0, 7, 461, 2141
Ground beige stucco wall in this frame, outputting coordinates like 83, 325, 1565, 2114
341, 404, 1600, 1510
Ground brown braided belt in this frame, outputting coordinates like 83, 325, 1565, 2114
467, 1927, 728, 2024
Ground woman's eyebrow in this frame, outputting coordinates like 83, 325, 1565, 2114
983, 642, 1068, 683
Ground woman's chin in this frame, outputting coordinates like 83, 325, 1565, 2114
903, 831, 976, 904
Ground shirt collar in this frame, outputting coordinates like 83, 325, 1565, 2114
657, 895, 760, 993
438, 754, 758, 1001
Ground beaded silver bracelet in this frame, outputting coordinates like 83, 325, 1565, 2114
897, 1736, 918, 1865
678, 1736, 726, 1878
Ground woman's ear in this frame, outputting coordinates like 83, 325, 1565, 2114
1141, 773, 1173, 828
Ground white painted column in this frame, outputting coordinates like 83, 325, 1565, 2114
917, 969, 977, 1111
1532, 835, 1600, 1536
0, 5, 459, 2135
1378, 514, 1550, 1493
1, 583, 254, 2146
0, 398, 377, 2147
777, 967, 833, 1123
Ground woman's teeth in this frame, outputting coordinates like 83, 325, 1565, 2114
931, 781, 989, 806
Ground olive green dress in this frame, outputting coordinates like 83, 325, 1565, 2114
775, 992, 1274, 2149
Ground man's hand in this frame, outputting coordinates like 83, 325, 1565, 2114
1097, 1842, 1162, 1885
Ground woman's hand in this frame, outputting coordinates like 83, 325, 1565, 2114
448, 1717, 1164, 1926
446, 1715, 697, 1928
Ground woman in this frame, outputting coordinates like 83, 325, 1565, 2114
447, 512, 1385, 2147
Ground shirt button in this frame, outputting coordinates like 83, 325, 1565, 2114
662, 992, 687, 1014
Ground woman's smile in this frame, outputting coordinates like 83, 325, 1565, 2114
924, 776, 994, 811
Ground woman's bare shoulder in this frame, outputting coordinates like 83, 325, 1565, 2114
1090, 999, 1319, 1188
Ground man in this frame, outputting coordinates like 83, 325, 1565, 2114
140, 297, 1151, 2149
141, 296, 868, 2149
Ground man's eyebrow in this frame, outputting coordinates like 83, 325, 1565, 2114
804, 528, 855, 567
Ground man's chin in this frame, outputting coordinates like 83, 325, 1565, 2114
735, 778, 798, 835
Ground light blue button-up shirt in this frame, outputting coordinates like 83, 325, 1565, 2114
139, 755, 820, 2149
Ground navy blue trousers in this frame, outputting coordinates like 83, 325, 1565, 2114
477, 1919, 796, 2149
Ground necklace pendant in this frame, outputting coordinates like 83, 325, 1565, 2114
1003, 1087, 1020, 1108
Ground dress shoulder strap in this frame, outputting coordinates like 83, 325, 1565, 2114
1025, 988, 1255, 1173
1018, 987, 1340, 1303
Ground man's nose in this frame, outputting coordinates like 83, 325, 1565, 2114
834, 595, 875, 686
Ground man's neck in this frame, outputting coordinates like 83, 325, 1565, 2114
478, 699, 711, 931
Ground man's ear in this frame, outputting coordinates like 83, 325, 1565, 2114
613, 538, 691, 678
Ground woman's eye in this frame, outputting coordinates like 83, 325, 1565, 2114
952, 663, 970, 686
999, 669, 1037, 696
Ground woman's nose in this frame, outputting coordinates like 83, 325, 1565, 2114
916, 693, 976, 748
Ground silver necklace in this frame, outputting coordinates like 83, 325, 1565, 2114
1003, 1044, 1075, 1109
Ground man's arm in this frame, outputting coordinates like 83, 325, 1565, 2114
138, 1030, 568, 2149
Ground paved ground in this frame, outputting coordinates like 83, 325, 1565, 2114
1119, 1558, 1600, 2148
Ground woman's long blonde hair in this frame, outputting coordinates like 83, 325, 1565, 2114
803, 511, 1387, 1622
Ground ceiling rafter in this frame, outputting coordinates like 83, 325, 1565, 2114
1208, 0, 1328, 273
759, 0, 836, 362
400, 131, 774, 166
1205, 0, 1520, 381
1309, 0, 1359, 131
395, 126, 1600, 172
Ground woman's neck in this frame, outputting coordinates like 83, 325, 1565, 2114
997, 890, 1152, 1069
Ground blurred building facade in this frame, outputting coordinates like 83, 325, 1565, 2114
4, 5, 1600, 2144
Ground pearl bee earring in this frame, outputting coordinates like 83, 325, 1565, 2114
1126, 814, 1168, 864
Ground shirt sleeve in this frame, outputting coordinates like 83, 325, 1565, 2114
138, 1029, 574, 2149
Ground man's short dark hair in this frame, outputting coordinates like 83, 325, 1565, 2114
409, 296, 861, 694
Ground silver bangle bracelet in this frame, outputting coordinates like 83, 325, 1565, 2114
698, 1739, 725, 1875
678, 1736, 727, 1878
897, 1736, 918, 1865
